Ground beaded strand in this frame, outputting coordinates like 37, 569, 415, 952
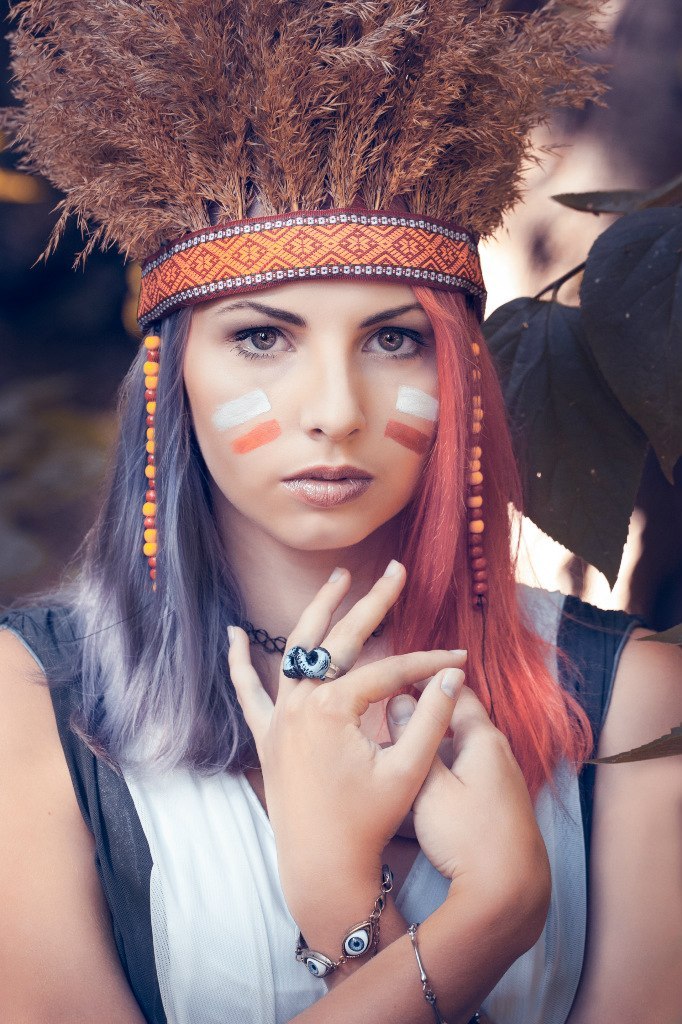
141, 334, 160, 589
468, 340, 488, 609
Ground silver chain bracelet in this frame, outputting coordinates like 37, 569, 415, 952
407, 922, 482, 1024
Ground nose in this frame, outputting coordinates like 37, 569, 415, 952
298, 351, 367, 442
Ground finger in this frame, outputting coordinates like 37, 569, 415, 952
227, 626, 274, 747
383, 668, 465, 786
279, 567, 352, 693
343, 650, 468, 714
322, 559, 406, 673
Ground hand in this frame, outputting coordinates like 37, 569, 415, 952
387, 686, 551, 904
227, 563, 467, 937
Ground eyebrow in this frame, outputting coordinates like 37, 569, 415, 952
207, 299, 424, 328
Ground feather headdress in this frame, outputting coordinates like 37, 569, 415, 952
3, 0, 607, 265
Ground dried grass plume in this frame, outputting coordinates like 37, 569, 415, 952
2, 0, 608, 262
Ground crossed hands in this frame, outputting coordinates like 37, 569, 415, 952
228, 561, 548, 937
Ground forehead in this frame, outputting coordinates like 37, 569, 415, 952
192, 279, 431, 327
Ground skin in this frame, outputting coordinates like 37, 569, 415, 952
0, 279, 680, 1022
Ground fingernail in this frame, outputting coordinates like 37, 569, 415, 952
441, 668, 465, 698
449, 649, 467, 659
227, 625, 235, 643
383, 558, 401, 578
328, 567, 345, 583
388, 696, 415, 724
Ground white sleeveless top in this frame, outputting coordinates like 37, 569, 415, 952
122, 588, 586, 1024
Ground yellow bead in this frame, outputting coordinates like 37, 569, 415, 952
142, 502, 156, 516
145, 464, 156, 479
471, 342, 481, 356
144, 528, 157, 543
472, 421, 482, 433
471, 446, 482, 459
145, 376, 158, 390
469, 459, 481, 472
146, 427, 155, 440
469, 471, 483, 485
146, 401, 157, 415
144, 335, 161, 350
468, 519, 485, 534
473, 395, 481, 407
143, 541, 158, 557
473, 408, 484, 422
467, 495, 483, 508
143, 361, 159, 376
146, 440, 155, 454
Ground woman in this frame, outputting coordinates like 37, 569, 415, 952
1, 2, 680, 1022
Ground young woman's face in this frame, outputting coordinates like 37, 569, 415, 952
183, 280, 439, 551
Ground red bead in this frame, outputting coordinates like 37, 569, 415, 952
469, 546, 484, 559
145, 389, 156, 400
146, 489, 156, 502
149, 568, 157, 580
148, 350, 160, 362
473, 570, 488, 582
146, 415, 155, 426
471, 557, 487, 571
473, 581, 489, 595
147, 454, 155, 464
470, 484, 483, 496
144, 516, 155, 528
468, 508, 483, 520
148, 557, 156, 568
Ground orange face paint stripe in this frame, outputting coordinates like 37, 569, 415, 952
231, 419, 282, 455
384, 419, 431, 455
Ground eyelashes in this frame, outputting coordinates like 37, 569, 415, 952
228, 325, 429, 361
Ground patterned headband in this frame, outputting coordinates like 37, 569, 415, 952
137, 209, 486, 329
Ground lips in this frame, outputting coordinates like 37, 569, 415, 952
281, 466, 373, 508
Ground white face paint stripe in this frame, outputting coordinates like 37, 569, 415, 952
395, 385, 439, 422
212, 389, 272, 431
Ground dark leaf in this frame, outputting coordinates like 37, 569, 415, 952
587, 725, 682, 764
580, 207, 682, 482
638, 623, 682, 645
553, 170, 682, 214
484, 298, 647, 585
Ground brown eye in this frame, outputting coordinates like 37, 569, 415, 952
249, 329, 278, 350
378, 330, 405, 352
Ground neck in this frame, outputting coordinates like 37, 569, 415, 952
219, 508, 401, 640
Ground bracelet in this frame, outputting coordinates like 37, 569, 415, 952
408, 923, 481, 1024
295, 864, 393, 978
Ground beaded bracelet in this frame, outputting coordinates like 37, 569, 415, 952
295, 864, 393, 978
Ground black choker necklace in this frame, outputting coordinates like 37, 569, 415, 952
243, 620, 385, 655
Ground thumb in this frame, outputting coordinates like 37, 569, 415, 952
386, 693, 418, 744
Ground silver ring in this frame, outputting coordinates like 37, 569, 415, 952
323, 661, 344, 681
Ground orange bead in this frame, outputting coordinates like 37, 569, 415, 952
471, 342, 481, 356
469, 459, 481, 472
143, 502, 156, 516
143, 541, 158, 556
467, 495, 483, 508
473, 395, 481, 407
146, 427, 155, 440
473, 408, 483, 422
146, 440, 155, 454
143, 361, 159, 376
145, 464, 156, 479
144, 528, 157, 543
469, 471, 483, 486
146, 401, 157, 415
471, 421, 482, 434
145, 376, 158, 390
468, 519, 484, 534
471, 446, 482, 459
144, 335, 161, 350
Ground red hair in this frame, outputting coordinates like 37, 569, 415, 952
396, 288, 592, 800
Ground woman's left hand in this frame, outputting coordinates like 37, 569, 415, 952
227, 563, 466, 942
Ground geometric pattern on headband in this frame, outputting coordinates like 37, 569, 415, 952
138, 209, 485, 328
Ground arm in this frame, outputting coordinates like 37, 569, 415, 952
0, 630, 146, 1024
566, 628, 682, 1024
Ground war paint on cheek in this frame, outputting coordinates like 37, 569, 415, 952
395, 385, 439, 422
231, 419, 282, 454
384, 420, 431, 455
212, 389, 272, 430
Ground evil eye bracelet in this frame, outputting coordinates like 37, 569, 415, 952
295, 864, 393, 978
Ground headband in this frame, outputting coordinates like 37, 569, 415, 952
138, 209, 486, 329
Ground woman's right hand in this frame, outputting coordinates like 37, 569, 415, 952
387, 685, 551, 920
